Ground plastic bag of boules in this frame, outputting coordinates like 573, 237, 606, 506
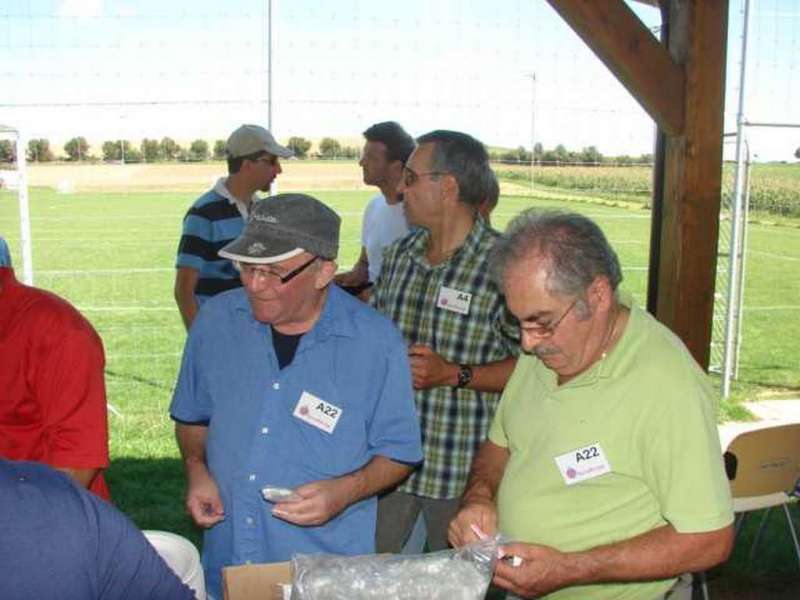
289, 535, 500, 600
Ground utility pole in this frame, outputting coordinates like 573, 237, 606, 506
527, 72, 537, 192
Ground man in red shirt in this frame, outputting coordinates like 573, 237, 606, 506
0, 266, 110, 499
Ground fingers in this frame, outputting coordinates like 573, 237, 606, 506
187, 497, 225, 528
272, 497, 325, 526
271, 482, 337, 526
448, 504, 497, 547
408, 344, 432, 356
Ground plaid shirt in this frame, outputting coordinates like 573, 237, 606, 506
372, 217, 519, 499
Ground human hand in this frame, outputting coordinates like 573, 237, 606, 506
408, 344, 456, 389
185, 468, 225, 528
493, 542, 573, 598
448, 499, 498, 547
271, 476, 354, 526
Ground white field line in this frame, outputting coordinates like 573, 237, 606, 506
743, 305, 800, 312
40, 268, 173, 275
106, 352, 182, 359
77, 303, 800, 315
1, 209, 367, 222
749, 250, 800, 262
78, 306, 176, 312
12, 238, 177, 243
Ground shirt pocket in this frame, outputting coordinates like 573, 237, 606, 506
286, 388, 369, 479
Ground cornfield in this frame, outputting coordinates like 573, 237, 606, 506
497, 162, 800, 219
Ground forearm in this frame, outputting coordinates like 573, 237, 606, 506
555, 524, 734, 586
461, 441, 509, 505
175, 423, 210, 478
56, 466, 101, 489
440, 356, 517, 392
342, 456, 413, 505
174, 268, 199, 330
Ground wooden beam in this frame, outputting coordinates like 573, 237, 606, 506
655, 0, 729, 368
546, 0, 685, 135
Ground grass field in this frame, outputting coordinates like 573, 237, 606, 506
1, 160, 798, 590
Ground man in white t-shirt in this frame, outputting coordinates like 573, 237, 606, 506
335, 121, 415, 298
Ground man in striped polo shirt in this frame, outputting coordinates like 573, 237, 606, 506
174, 124, 293, 330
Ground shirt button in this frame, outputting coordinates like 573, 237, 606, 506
246, 517, 254, 525
249, 474, 256, 481
272, 382, 280, 390
261, 427, 269, 434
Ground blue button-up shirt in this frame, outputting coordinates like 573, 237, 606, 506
170, 285, 422, 600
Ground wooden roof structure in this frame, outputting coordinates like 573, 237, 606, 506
546, 0, 729, 369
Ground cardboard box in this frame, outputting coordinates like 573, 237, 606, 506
223, 561, 292, 600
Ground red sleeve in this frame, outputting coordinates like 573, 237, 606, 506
34, 310, 110, 471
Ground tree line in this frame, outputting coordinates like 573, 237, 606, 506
0, 135, 365, 163
1, 136, 662, 165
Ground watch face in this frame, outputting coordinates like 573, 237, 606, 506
458, 364, 472, 388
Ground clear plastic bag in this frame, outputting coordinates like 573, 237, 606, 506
289, 536, 500, 600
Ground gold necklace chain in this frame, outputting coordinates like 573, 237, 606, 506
599, 306, 621, 361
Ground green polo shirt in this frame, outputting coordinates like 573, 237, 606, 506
489, 296, 733, 600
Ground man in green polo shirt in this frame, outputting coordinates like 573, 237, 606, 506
449, 210, 734, 600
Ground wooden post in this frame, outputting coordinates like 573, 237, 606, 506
548, 0, 729, 368
655, 1, 729, 368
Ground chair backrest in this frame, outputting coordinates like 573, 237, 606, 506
725, 423, 800, 498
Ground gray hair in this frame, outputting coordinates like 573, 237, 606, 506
416, 130, 491, 206
490, 209, 623, 297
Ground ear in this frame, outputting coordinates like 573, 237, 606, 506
388, 159, 404, 178
587, 275, 613, 311
315, 260, 337, 289
441, 173, 459, 202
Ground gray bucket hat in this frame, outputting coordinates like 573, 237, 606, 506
219, 194, 340, 264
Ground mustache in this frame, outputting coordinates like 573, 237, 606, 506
533, 345, 560, 357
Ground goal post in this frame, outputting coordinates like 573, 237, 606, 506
0, 124, 33, 284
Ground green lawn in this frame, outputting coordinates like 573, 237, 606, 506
1, 182, 798, 586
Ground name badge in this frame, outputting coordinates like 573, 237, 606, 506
554, 442, 611, 486
437, 286, 472, 315
293, 391, 342, 434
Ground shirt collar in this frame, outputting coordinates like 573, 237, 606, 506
214, 177, 257, 219
407, 215, 491, 267
536, 291, 636, 390
235, 284, 357, 341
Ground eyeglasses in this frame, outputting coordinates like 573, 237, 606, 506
253, 155, 279, 166
523, 298, 579, 339
235, 256, 318, 285
402, 167, 448, 187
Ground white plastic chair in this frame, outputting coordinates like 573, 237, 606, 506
144, 530, 206, 600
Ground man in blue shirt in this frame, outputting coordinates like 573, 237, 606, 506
174, 124, 293, 330
0, 458, 196, 600
170, 193, 423, 600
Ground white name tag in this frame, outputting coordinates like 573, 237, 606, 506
293, 391, 342, 434
554, 442, 611, 486
437, 286, 472, 315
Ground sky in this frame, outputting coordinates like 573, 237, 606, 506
0, 0, 798, 161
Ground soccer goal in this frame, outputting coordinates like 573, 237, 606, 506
0, 124, 33, 284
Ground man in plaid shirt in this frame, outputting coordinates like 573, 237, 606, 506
371, 130, 519, 552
